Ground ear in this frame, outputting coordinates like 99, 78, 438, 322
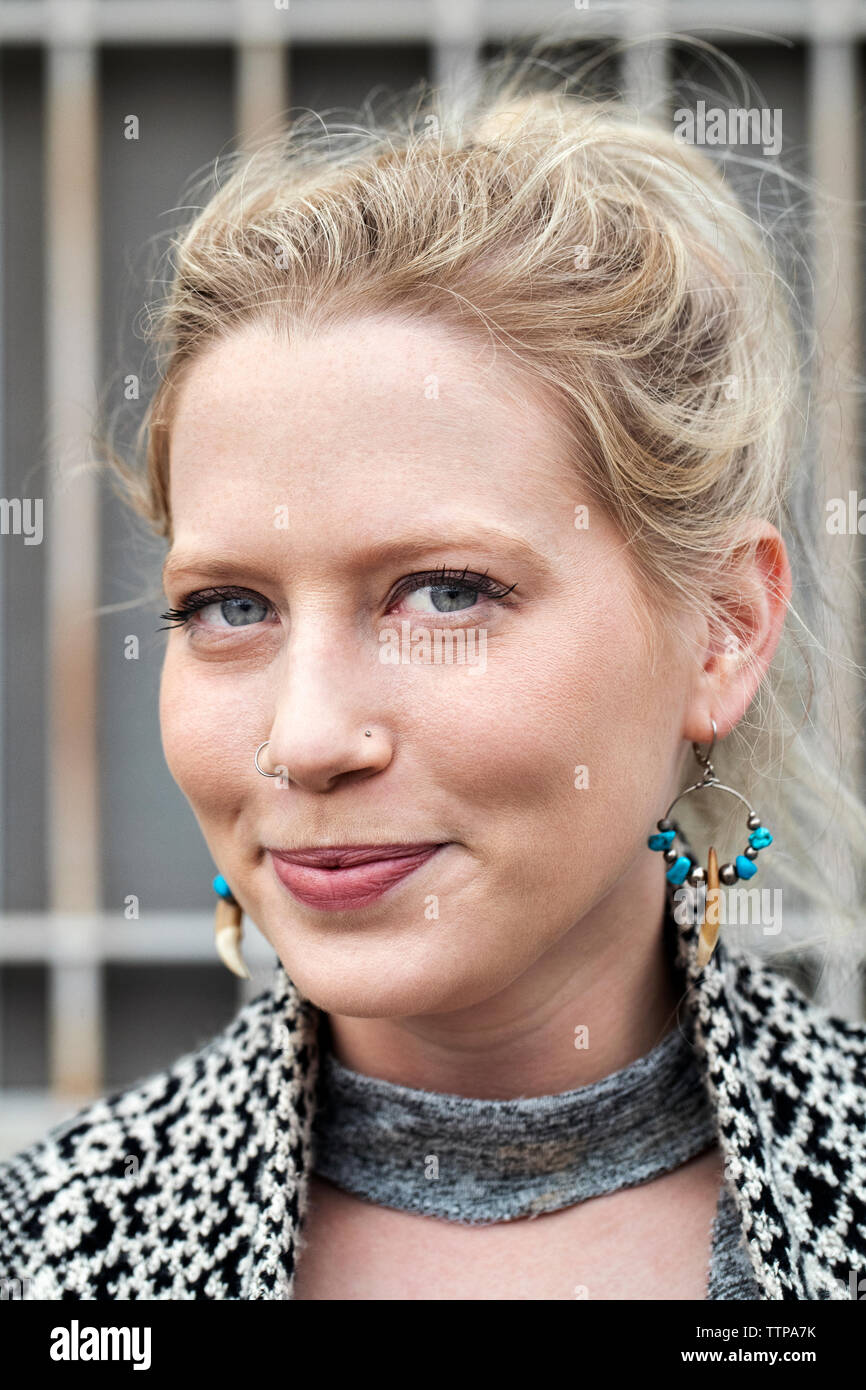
683, 519, 793, 745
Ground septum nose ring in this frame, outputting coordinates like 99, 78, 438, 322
255, 731, 374, 778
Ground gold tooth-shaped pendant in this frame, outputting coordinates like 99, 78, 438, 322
695, 846, 721, 969
214, 895, 251, 979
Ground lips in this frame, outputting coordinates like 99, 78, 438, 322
269, 842, 445, 911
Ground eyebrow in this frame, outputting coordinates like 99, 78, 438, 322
161, 524, 553, 587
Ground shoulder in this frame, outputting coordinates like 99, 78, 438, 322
687, 935, 866, 1299
0, 971, 312, 1300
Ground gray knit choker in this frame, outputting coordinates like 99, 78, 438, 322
310, 1008, 718, 1224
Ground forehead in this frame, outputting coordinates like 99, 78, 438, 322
165, 314, 581, 561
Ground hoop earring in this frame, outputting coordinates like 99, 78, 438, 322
212, 874, 251, 979
647, 719, 773, 968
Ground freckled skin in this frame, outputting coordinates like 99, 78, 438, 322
159, 313, 791, 1100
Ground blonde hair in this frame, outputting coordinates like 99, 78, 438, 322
105, 40, 866, 982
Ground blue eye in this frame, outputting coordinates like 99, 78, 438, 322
202, 596, 270, 628
403, 583, 481, 614
158, 586, 272, 632
392, 566, 518, 616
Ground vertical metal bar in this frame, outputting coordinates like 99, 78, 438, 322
44, 6, 102, 1093
431, 0, 481, 108
235, 0, 288, 1004
622, 1, 670, 122
0, 53, 6, 1090
807, 1, 863, 1017
235, 44, 287, 150
235, 0, 288, 151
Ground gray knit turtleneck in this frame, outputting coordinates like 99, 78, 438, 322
311, 1013, 760, 1299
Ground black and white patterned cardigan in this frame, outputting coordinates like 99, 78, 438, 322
1, 899, 866, 1300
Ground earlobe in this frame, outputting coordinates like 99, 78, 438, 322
689, 523, 793, 742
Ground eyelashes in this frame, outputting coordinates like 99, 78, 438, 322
391, 564, 518, 606
158, 584, 267, 632
158, 566, 519, 632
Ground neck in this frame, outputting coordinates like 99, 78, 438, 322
323, 861, 685, 1099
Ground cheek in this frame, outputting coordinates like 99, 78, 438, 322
414, 634, 596, 863
158, 648, 255, 823
454, 602, 669, 882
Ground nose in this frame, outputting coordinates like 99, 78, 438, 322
261, 616, 393, 793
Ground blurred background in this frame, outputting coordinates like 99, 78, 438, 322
0, 0, 863, 1157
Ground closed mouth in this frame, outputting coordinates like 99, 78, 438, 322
268, 842, 447, 911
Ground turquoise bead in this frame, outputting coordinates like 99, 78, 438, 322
749, 827, 772, 850
213, 873, 233, 900
735, 855, 757, 879
648, 830, 676, 851
665, 855, 691, 886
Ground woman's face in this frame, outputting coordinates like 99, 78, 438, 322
159, 314, 701, 1017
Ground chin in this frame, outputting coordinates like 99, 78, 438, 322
270, 943, 510, 1020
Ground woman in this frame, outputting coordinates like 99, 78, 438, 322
2, 53, 866, 1302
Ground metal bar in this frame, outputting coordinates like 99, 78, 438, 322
431, 0, 481, 107
621, 1, 671, 122
0, 1, 858, 45
44, 28, 102, 1095
0, 913, 277, 963
234, 1, 290, 1003
235, 0, 289, 152
807, 1, 863, 1018
0, 53, 5, 1092
0, 908, 786, 965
